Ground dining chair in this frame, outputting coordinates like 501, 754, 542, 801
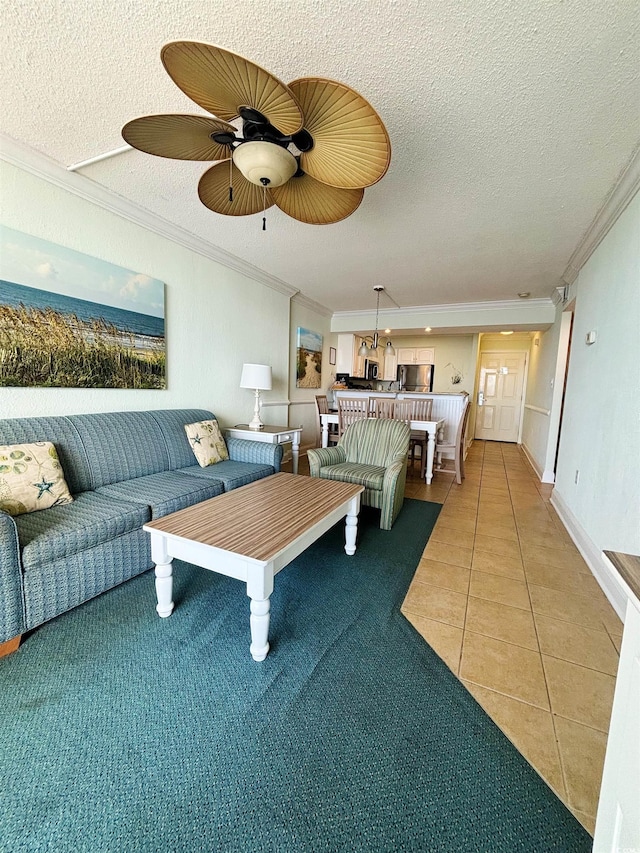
370, 397, 395, 419
392, 399, 414, 423
337, 396, 370, 438
390, 399, 419, 472
315, 395, 338, 446
409, 398, 433, 478
435, 400, 471, 484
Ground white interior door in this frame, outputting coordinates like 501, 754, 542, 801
475, 351, 527, 442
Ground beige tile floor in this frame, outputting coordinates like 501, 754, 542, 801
402, 440, 623, 836
289, 440, 623, 836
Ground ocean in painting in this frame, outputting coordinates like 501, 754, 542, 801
0, 279, 164, 342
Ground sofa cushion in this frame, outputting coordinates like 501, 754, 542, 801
184, 419, 229, 467
16, 491, 150, 569
0, 415, 92, 494
180, 461, 275, 491
318, 462, 386, 491
0, 442, 74, 516
70, 411, 170, 488
97, 471, 224, 519
149, 409, 216, 470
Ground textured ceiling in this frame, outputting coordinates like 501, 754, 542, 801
1, 0, 639, 314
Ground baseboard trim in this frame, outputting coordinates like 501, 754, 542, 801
520, 442, 556, 484
551, 490, 627, 620
520, 442, 542, 478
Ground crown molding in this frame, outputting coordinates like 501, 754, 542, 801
291, 292, 332, 316
560, 142, 640, 287
0, 134, 299, 299
332, 297, 554, 320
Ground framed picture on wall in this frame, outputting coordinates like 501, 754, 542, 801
0, 226, 166, 389
296, 327, 323, 388
329, 347, 336, 365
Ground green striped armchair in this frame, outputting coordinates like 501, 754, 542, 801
307, 418, 411, 530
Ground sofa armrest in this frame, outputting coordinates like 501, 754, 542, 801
307, 446, 346, 477
0, 511, 26, 642
226, 437, 283, 472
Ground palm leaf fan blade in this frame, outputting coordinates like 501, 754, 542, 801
271, 174, 364, 224
161, 41, 304, 134
122, 114, 235, 160
198, 161, 274, 216
289, 78, 391, 189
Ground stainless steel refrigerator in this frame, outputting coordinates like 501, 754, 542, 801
397, 363, 434, 391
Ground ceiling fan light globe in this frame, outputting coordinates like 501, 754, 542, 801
232, 141, 297, 187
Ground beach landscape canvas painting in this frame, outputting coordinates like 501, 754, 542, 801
296, 327, 322, 389
0, 227, 166, 389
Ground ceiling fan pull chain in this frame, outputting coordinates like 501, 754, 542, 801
228, 156, 233, 203
262, 183, 267, 231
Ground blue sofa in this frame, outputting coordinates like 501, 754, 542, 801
0, 408, 282, 650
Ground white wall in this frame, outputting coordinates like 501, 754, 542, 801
288, 298, 336, 449
0, 161, 291, 428
554, 190, 640, 555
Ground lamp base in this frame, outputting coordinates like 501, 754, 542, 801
248, 389, 264, 430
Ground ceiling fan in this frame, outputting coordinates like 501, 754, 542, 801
122, 41, 391, 227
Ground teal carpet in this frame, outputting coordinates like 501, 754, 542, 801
1, 499, 590, 852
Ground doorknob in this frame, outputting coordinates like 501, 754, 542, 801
477, 391, 484, 406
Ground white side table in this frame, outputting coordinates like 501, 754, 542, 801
225, 425, 303, 475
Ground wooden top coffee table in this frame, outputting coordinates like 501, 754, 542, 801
143, 473, 363, 661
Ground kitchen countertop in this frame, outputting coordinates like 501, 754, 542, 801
398, 391, 469, 396
333, 390, 468, 396
604, 551, 640, 602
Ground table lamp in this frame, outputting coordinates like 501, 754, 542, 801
240, 363, 272, 430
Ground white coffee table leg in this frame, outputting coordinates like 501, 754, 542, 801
321, 421, 329, 448
247, 565, 275, 661
150, 534, 174, 617
249, 598, 271, 661
344, 495, 361, 555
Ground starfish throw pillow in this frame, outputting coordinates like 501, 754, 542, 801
0, 442, 74, 516
184, 419, 229, 467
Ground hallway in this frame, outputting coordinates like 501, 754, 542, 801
402, 440, 621, 835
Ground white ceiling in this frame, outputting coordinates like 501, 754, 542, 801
1, 0, 639, 317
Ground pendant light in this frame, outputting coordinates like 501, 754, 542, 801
358, 286, 395, 357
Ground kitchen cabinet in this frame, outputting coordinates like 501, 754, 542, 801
336, 334, 366, 377
383, 350, 397, 381
396, 347, 435, 365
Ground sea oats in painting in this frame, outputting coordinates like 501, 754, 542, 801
0, 227, 166, 389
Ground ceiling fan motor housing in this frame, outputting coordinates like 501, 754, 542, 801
232, 141, 297, 187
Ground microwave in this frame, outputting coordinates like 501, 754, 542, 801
364, 358, 379, 380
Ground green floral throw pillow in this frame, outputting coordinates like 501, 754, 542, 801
184, 419, 229, 467
0, 442, 74, 516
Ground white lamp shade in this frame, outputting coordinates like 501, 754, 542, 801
232, 142, 297, 188
240, 363, 272, 390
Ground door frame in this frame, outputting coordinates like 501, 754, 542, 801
474, 349, 530, 443
542, 308, 574, 483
